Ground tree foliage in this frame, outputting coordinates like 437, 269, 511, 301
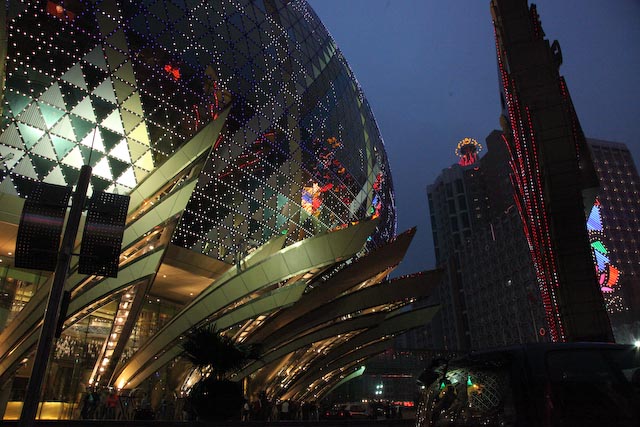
181, 324, 261, 420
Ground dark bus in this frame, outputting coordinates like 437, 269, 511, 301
416, 343, 640, 426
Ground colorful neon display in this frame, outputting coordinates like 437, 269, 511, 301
587, 198, 624, 313
455, 138, 483, 166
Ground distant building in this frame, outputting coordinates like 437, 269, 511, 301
423, 132, 548, 351
587, 139, 640, 343
421, 138, 489, 352
461, 131, 548, 348
425, 133, 640, 351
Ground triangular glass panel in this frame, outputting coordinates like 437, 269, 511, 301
79, 127, 106, 153
51, 135, 76, 160
134, 150, 154, 171
145, 121, 164, 145
9, 68, 49, 100
148, 1, 168, 22
93, 77, 118, 104
38, 103, 66, 129
0, 145, 24, 170
61, 145, 85, 168
17, 122, 45, 149
70, 115, 96, 141
166, 1, 185, 23
133, 165, 150, 183
44, 165, 67, 186
50, 115, 77, 141
120, 109, 142, 134
157, 32, 174, 52
98, 126, 123, 151
31, 135, 58, 160
59, 82, 88, 111
97, 12, 118, 37
60, 164, 80, 184
70, 97, 98, 122
83, 45, 109, 71
114, 62, 137, 86
107, 156, 129, 178
101, 109, 125, 135
131, 13, 148, 34
105, 46, 127, 71
92, 156, 113, 180
61, 64, 88, 90
90, 95, 116, 122
31, 155, 57, 179
13, 156, 38, 179
82, 63, 110, 91
17, 103, 47, 130
127, 121, 150, 145
0, 122, 23, 148
107, 29, 129, 52
120, 91, 144, 115
90, 175, 111, 193
109, 138, 132, 163
0, 176, 17, 196
97, 0, 119, 17
113, 80, 135, 104
6, 91, 32, 116
127, 139, 149, 162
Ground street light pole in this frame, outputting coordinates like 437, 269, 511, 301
20, 165, 92, 427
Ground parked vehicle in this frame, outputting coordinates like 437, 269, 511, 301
341, 402, 370, 418
322, 402, 371, 419
416, 343, 640, 427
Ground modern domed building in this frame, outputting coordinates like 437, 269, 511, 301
0, 0, 439, 418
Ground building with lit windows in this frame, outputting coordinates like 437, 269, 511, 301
424, 132, 549, 352
0, 0, 440, 419
586, 139, 640, 343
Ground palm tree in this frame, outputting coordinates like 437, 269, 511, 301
181, 324, 260, 420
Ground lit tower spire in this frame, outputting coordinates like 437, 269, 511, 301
455, 137, 483, 166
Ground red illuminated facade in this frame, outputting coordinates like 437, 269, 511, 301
491, 0, 612, 342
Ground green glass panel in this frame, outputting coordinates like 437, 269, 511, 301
108, 156, 129, 178
6, 92, 32, 116
17, 122, 45, 149
31, 155, 57, 179
90, 176, 110, 192
90, 96, 116, 121
70, 115, 96, 141
99, 126, 122, 151
60, 164, 80, 184
59, 82, 88, 110
38, 103, 66, 129
51, 135, 76, 160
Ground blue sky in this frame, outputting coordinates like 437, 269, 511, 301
308, 0, 640, 276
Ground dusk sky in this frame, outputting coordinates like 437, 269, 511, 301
308, 0, 640, 276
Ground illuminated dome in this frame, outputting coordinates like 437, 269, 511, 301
0, 1, 437, 410
0, 0, 396, 264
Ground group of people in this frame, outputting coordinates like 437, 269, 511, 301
242, 392, 320, 422
79, 388, 159, 420
79, 389, 123, 419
